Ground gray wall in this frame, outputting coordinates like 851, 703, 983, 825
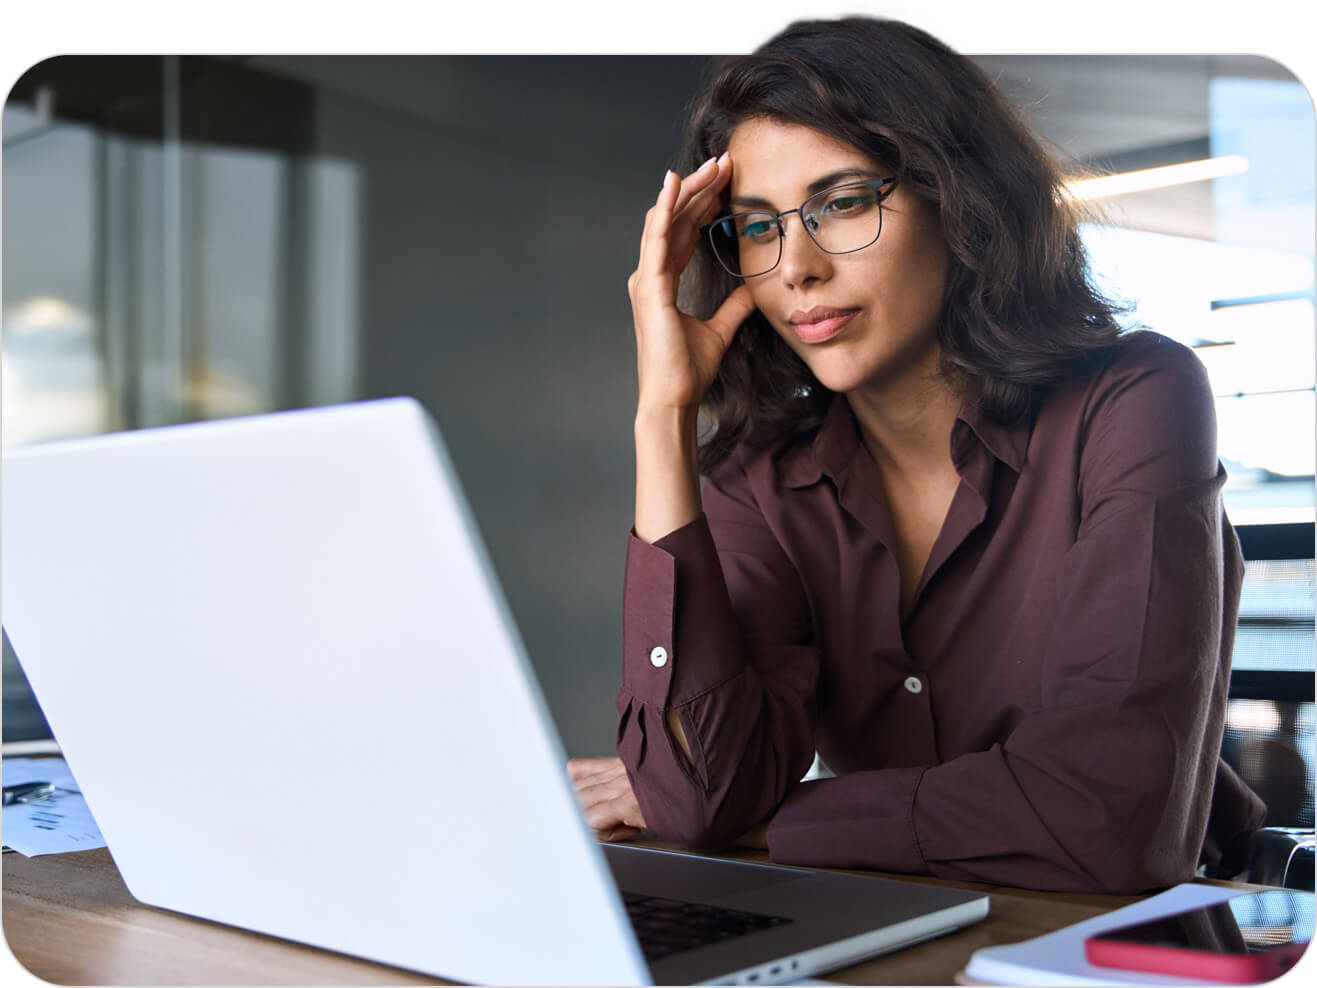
3, 57, 712, 755
273, 57, 713, 756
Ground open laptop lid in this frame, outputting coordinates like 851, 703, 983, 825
1, 397, 650, 986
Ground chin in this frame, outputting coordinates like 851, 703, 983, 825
811, 370, 869, 395
802, 354, 885, 395
779, 340, 860, 393
808, 334, 944, 397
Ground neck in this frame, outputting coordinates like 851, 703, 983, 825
844, 362, 961, 477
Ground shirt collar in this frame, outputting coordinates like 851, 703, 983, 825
954, 396, 1029, 473
777, 391, 1029, 489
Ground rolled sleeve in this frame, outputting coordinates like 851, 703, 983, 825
615, 451, 820, 849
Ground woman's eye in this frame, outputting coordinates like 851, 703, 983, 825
739, 220, 777, 241
823, 194, 877, 216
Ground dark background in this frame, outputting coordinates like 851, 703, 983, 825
3, 54, 1312, 765
2, 56, 714, 755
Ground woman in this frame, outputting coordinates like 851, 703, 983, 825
569, 16, 1265, 893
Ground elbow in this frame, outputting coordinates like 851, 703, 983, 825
1071, 732, 1207, 893
632, 774, 764, 852
621, 699, 804, 853
1078, 834, 1198, 895
647, 801, 756, 853
1093, 860, 1194, 896
667, 823, 730, 853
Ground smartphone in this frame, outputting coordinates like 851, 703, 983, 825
1084, 889, 1313, 983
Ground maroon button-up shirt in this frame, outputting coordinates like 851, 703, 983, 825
617, 330, 1265, 893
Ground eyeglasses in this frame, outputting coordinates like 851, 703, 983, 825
705, 177, 897, 279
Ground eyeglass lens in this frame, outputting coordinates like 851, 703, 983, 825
708, 181, 886, 278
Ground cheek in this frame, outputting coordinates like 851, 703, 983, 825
745, 279, 773, 313
905, 220, 951, 300
745, 282, 789, 339
742, 290, 807, 357
875, 235, 948, 322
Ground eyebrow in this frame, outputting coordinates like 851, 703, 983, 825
730, 168, 877, 210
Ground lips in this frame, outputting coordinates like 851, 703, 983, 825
789, 307, 859, 344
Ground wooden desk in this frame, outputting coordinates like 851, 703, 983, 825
2, 842, 1261, 985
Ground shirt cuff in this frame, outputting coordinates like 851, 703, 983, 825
621, 527, 678, 708
621, 517, 749, 709
766, 768, 929, 874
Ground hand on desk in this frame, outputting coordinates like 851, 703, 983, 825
566, 757, 770, 849
568, 757, 647, 842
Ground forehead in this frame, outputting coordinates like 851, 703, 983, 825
727, 118, 876, 200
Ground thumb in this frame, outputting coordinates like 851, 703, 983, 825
706, 285, 757, 349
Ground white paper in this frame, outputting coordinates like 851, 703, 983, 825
3, 755, 79, 790
964, 883, 1249, 986
2, 756, 107, 856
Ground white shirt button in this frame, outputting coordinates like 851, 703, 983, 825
904, 676, 923, 694
649, 646, 669, 668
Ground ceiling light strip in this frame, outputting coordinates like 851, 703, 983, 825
1064, 155, 1250, 200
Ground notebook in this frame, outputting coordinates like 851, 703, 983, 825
1, 397, 988, 985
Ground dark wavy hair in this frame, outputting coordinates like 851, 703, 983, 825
680, 17, 1126, 474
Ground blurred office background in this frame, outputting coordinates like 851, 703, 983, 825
3, 57, 1314, 810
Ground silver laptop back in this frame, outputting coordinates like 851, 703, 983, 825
1, 398, 650, 985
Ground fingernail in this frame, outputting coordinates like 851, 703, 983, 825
661, 170, 673, 187
701, 156, 717, 170
717, 151, 729, 164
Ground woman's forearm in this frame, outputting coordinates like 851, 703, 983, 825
633, 405, 703, 545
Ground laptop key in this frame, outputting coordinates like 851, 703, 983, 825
622, 892, 794, 961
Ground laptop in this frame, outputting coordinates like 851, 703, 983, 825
1, 397, 988, 985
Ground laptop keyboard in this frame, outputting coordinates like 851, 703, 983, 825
622, 891, 794, 961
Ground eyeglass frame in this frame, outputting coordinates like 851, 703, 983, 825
703, 176, 898, 279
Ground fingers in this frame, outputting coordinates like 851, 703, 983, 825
669, 153, 732, 256
672, 152, 729, 218
574, 770, 636, 819
626, 151, 745, 411
567, 756, 625, 782
583, 789, 646, 834
707, 284, 758, 349
567, 758, 633, 820
574, 770, 632, 805
636, 153, 731, 285
640, 168, 683, 281
567, 757, 647, 837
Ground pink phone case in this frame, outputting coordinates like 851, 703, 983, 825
1084, 935, 1308, 983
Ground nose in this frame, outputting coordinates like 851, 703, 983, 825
775, 211, 831, 289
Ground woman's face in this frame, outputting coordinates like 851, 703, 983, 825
725, 118, 950, 397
